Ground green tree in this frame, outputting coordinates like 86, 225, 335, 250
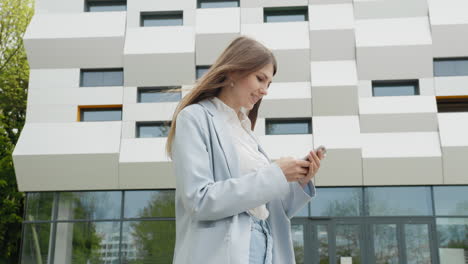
0, 0, 34, 262
124, 191, 176, 264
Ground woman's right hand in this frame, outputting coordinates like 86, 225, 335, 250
274, 157, 311, 182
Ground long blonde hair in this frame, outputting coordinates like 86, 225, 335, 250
165, 35, 277, 160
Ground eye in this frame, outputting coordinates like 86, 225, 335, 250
257, 76, 263, 82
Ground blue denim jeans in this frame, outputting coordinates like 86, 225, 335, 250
249, 215, 273, 264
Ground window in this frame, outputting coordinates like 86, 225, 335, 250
433, 186, 468, 215
372, 80, 419, 96
137, 87, 181, 103
136, 121, 171, 138
141, 11, 183, 27
310, 188, 363, 217
21, 190, 176, 263
366, 187, 432, 216
124, 190, 175, 218
80, 68, 124, 87
434, 58, 468, 77
79, 106, 122, 121
436, 96, 468, 112
197, 0, 239, 8
196, 66, 210, 79
265, 118, 311, 135
264, 6, 308, 23
85, 0, 126, 12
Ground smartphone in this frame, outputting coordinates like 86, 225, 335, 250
303, 145, 327, 160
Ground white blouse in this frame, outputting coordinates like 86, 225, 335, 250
209, 96, 271, 220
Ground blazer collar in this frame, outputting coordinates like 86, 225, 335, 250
197, 98, 272, 177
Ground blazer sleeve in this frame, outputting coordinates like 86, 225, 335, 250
280, 180, 317, 219
171, 109, 290, 221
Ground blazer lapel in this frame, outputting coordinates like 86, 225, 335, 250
197, 98, 273, 178
197, 99, 239, 178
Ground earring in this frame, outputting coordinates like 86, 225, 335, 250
231, 82, 234, 87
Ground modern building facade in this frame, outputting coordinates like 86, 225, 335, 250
13, 0, 468, 263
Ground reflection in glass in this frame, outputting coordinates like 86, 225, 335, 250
310, 188, 362, 217
437, 218, 468, 264
434, 58, 468, 77
373, 224, 398, 264
121, 221, 175, 263
265, 119, 311, 135
81, 108, 122, 122
366, 187, 432, 216
335, 225, 361, 264
142, 13, 183, 27
196, 66, 210, 79
81, 69, 123, 87
291, 225, 304, 264
124, 190, 175, 218
136, 122, 171, 138
87, 1, 126, 12
138, 87, 181, 103
434, 186, 468, 216
372, 83, 418, 96
264, 8, 308, 23
54, 221, 120, 264
405, 224, 431, 264
21, 223, 52, 264
57, 191, 122, 220
199, 0, 239, 8
317, 225, 329, 264
25, 192, 54, 221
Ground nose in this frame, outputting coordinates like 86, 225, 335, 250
259, 86, 268, 96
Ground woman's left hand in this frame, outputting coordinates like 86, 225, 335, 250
299, 150, 325, 188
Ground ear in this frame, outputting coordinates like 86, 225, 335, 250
227, 70, 241, 82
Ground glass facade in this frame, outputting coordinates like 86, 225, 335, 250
21, 186, 468, 264
22, 190, 175, 264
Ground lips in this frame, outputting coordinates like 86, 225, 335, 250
251, 94, 260, 104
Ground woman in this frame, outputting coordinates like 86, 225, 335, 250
165, 36, 325, 264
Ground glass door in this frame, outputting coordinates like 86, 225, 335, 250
368, 218, 438, 264
292, 217, 439, 264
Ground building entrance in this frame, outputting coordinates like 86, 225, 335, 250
292, 217, 439, 264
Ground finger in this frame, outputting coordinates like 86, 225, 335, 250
297, 159, 311, 167
309, 151, 320, 168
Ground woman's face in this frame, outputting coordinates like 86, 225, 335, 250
229, 63, 274, 111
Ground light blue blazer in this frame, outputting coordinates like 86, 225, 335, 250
171, 97, 316, 264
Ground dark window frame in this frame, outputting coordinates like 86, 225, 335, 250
197, 0, 240, 9
84, 0, 127, 12
140, 11, 184, 27
196, 65, 211, 79
136, 121, 172, 138
80, 68, 124, 87
436, 96, 468, 113
371, 79, 420, 97
263, 6, 309, 23
265, 117, 312, 135
79, 106, 122, 122
137, 86, 181, 103
434, 57, 468, 77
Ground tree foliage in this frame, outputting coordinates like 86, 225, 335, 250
0, 0, 34, 262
